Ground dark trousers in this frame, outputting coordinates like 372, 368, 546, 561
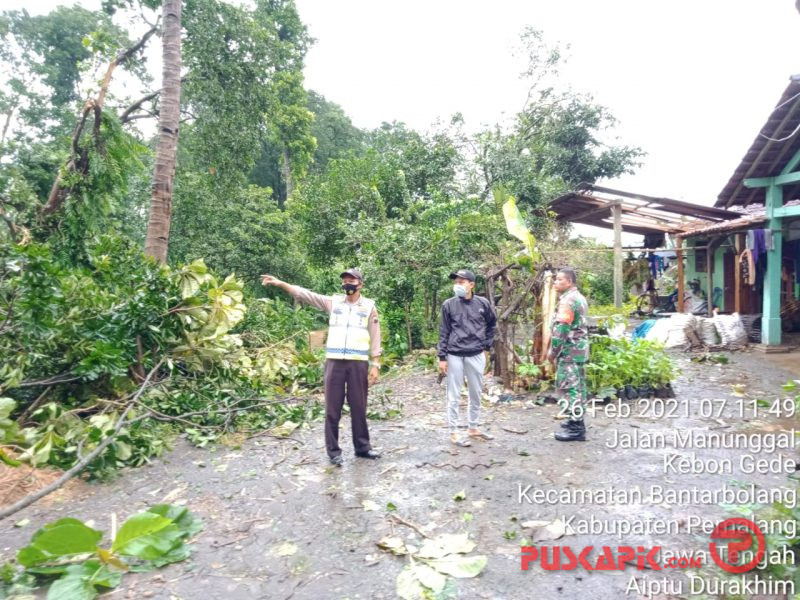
324, 359, 371, 457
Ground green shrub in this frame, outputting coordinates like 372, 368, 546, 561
0, 236, 325, 476
586, 335, 674, 396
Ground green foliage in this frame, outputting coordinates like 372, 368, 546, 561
595, 313, 628, 335
1, 236, 180, 395
586, 335, 674, 396
288, 151, 393, 266
579, 270, 614, 306
517, 362, 541, 378
181, 0, 310, 190
169, 181, 308, 287
305, 90, 364, 172
2, 505, 201, 599
367, 122, 461, 202
235, 296, 320, 348
473, 28, 643, 231
1, 6, 145, 140
48, 112, 150, 262
589, 301, 637, 318
0, 397, 20, 445
0, 236, 323, 474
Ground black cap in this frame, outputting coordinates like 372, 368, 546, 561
449, 269, 476, 282
340, 268, 364, 281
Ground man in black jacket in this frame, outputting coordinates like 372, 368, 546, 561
438, 269, 497, 446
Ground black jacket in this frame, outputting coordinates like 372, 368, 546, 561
437, 295, 497, 359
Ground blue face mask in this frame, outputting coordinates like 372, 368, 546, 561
453, 284, 468, 298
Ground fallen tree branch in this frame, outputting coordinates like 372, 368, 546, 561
16, 373, 82, 388
501, 426, 528, 434
387, 513, 432, 539
0, 359, 163, 521
16, 386, 52, 426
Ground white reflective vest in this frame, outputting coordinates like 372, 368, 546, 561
326, 295, 375, 360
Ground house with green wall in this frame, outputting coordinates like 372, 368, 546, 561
677, 79, 800, 345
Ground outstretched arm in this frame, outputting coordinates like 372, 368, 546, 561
261, 274, 296, 295
261, 274, 332, 312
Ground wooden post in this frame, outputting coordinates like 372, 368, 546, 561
676, 237, 685, 312
612, 202, 623, 308
706, 237, 722, 315
734, 244, 742, 314
706, 246, 713, 316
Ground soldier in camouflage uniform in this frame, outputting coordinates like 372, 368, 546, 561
548, 268, 589, 441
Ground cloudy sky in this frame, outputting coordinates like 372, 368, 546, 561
295, 0, 800, 207
6, 1, 800, 213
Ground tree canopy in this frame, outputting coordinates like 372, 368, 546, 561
0, 1, 643, 482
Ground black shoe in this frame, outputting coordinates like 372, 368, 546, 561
355, 450, 381, 460
554, 419, 586, 442
329, 455, 343, 466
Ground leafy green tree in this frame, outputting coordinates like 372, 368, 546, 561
265, 71, 317, 205
357, 195, 505, 352
288, 151, 407, 266
250, 89, 365, 202
180, 0, 310, 189
169, 178, 308, 287
473, 28, 643, 231
0, 6, 146, 144
367, 122, 461, 203
306, 90, 364, 172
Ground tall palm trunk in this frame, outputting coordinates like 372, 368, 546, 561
145, 0, 182, 263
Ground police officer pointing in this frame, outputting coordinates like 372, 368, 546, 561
261, 268, 382, 465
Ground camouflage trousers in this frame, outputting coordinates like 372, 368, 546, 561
555, 360, 587, 420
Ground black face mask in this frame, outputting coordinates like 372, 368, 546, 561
342, 283, 359, 295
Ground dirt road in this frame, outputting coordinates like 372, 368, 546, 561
2, 349, 798, 599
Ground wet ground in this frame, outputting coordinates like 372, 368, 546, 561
1, 349, 799, 600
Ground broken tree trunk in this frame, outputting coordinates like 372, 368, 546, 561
40, 23, 158, 218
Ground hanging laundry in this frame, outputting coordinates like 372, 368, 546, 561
746, 229, 766, 258
764, 229, 774, 251
648, 252, 658, 279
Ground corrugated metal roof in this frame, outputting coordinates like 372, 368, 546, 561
550, 184, 741, 235
678, 199, 800, 238
716, 80, 800, 208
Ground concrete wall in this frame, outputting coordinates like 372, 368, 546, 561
681, 237, 730, 311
